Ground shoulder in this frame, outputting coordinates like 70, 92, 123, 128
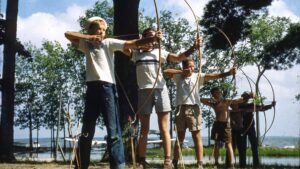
103, 38, 125, 45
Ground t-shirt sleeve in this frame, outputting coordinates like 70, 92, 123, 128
131, 50, 138, 63
106, 38, 126, 53
160, 49, 169, 63
78, 39, 88, 53
198, 73, 206, 89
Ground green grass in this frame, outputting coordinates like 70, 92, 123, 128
146, 146, 300, 158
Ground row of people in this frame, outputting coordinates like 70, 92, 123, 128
65, 16, 202, 169
65, 16, 269, 169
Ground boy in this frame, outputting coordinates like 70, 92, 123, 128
164, 59, 236, 169
201, 87, 252, 169
230, 92, 274, 168
65, 17, 161, 169
122, 28, 201, 169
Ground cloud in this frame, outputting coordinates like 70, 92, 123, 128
17, 4, 87, 49
268, 0, 300, 22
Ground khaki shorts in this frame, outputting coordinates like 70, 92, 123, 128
174, 105, 202, 132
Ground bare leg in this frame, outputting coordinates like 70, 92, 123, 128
138, 114, 150, 159
191, 130, 203, 163
173, 130, 186, 160
226, 142, 235, 167
157, 112, 171, 160
213, 143, 220, 165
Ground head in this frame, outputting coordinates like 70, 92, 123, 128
241, 91, 251, 101
140, 28, 156, 51
86, 17, 108, 37
210, 87, 222, 100
182, 58, 195, 77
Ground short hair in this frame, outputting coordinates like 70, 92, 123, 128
210, 87, 220, 94
142, 28, 156, 37
241, 91, 251, 100
86, 16, 108, 30
182, 58, 194, 68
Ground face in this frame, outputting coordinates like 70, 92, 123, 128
89, 21, 107, 38
140, 30, 156, 51
183, 60, 195, 77
211, 89, 222, 100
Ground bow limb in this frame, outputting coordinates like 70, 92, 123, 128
136, 0, 161, 114
239, 68, 257, 136
214, 27, 260, 136
180, 0, 202, 105
260, 74, 276, 142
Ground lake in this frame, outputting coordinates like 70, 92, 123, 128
13, 136, 300, 167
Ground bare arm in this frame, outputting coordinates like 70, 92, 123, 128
163, 69, 183, 78
200, 98, 213, 107
204, 67, 236, 81
64, 31, 103, 48
167, 37, 202, 62
123, 31, 162, 50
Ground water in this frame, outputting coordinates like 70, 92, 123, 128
14, 136, 300, 166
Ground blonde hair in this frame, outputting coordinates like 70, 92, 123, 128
86, 16, 108, 30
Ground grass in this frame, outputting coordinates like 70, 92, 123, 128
146, 146, 300, 158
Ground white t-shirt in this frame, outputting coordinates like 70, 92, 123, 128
131, 48, 169, 89
78, 38, 125, 84
173, 72, 205, 106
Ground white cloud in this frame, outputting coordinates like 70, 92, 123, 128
268, 0, 300, 22
17, 4, 87, 49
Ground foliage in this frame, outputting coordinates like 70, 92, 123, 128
262, 22, 300, 70
201, 0, 272, 50
78, 0, 114, 35
15, 41, 86, 135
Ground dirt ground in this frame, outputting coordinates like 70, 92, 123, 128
0, 163, 111, 169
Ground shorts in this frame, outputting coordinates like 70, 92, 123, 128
211, 121, 232, 143
174, 105, 202, 132
137, 87, 171, 115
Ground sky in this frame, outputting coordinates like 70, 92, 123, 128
0, 0, 299, 139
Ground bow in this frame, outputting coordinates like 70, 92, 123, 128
136, 0, 162, 114
213, 26, 259, 136
260, 74, 276, 143
180, 0, 202, 104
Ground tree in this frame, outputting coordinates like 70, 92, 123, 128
201, 0, 273, 50
0, 0, 18, 162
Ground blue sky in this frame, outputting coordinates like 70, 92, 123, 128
1, 0, 299, 139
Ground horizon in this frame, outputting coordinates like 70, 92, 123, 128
0, 0, 299, 138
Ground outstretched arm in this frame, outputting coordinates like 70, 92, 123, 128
123, 31, 162, 50
167, 37, 202, 62
204, 67, 236, 81
163, 69, 183, 78
200, 98, 213, 107
65, 31, 103, 48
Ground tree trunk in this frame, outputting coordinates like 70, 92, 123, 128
113, 0, 140, 163
0, 0, 18, 162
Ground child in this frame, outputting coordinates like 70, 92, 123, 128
164, 59, 236, 169
201, 87, 251, 169
122, 28, 201, 169
65, 17, 161, 169
230, 92, 274, 168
